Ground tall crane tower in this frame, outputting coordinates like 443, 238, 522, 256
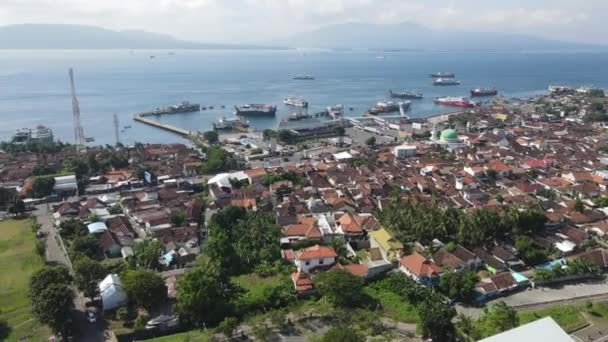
113, 114, 120, 146
69, 68, 86, 149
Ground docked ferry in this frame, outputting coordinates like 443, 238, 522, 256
283, 96, 309, 107
434, 78, 461, 86
434, 97, 476, 108
234, 104, 277, 116
213, 117, 250, 130
471, 88, 498, 97
369, 100, 400, 115
154, 101, 201, 114
389, 90, 423, 99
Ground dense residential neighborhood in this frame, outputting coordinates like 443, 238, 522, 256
4, 88, 608, 341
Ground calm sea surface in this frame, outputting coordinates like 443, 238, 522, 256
1, 49, 607, 145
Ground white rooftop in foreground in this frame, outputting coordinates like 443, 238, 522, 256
479, 317, 573, 342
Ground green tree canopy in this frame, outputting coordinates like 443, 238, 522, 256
200, 146, 239, 174
170, 210, 186, 227
203, 131, 219, 144
315, 269, 365, 308
31, 176, 55, 198
31, 283, 74, 334
205, 206, 281, 275
418, 294, 457, 341
59, 219, 87, 239
175, 258, 236, 327
515, 236, 550, 266
438, 271, 478, 302
365, 136, 376, 147
30, 265, 72, 298
70, 234, 101, 260
122, 269, 167, 310
133, 239, 165, 270
73, 257, 107, 299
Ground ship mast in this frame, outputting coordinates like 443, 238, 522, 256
69, 68, 86, 150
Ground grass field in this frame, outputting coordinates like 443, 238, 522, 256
143, 330, 212, 342
363, 285, 419, 324
0, 219, 51, 342
519, 305, 588, 333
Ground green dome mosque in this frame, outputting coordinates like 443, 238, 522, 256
440, 128, 459, 143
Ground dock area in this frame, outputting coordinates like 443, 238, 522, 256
133, 112, 193, 137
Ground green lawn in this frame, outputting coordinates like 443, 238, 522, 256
0, 219, 51, 341
232, 273, 285, 291
519, 305, 588, 333
363, 285, 419, 323
143, 330, 212, 342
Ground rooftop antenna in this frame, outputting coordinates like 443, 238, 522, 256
113, 113, 120, 146
69, 68, 86, 150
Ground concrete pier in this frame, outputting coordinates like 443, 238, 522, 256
133, 112, 193, 137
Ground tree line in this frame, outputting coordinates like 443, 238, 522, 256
379, 196, 546, 248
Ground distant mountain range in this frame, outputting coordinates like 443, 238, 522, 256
274, 22, 603, 51
0, 23, 603, 51
0, 24, 285, 50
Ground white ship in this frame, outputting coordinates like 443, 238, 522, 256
283, 96, 309, 107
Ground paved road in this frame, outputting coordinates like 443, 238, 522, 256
33, 204, 109, 342
457, 280, 608, 318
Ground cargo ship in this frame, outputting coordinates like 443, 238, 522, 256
434, 97, 476, 108
369, 100, 400, 115
213, 117, 250, 130
283, 96, 309, 107
389, 90, 423, 99
471, 88, 498, 96
293, 74, 315, 80
234, 104, 277, 116
434, 78, 461, 86
431, 72, 455, 78
153, 101, 201, 114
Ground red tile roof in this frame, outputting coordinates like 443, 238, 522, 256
291, 271, 314, 293
283, 224, 323, 240
334, 263, 369, 277
297, 245, 337, 260
400, 253, 441, 277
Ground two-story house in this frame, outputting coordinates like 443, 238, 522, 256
294, 245, 338, 273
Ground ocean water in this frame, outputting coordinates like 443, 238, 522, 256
1, 49, 608, 145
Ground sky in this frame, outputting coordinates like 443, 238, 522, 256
0, 0, 606, 45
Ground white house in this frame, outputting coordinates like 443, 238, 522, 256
87, 221, 108, 234
99, 274, 127, 311
294, 245, 337, 273
53, 175, 78, 195
393, 145, 417, 158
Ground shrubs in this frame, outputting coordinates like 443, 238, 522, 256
216, 317, 238, 337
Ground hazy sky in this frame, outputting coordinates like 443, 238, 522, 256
1, 0, 606, 44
